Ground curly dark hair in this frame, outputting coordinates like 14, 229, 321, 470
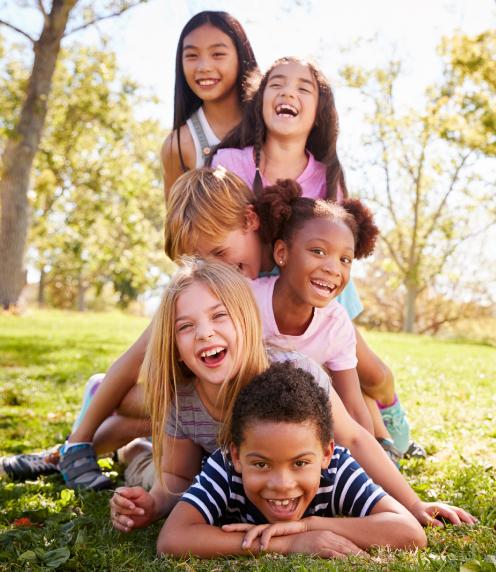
255, 179, 379, 259
212, 56, 347, 201
173, 11, 259, 171
229, 361, 333, 449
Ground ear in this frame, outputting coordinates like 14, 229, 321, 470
230, 443, 242, 473
243, 205, 260, 232
273, 239, 288, 268
321, 440, 334, 470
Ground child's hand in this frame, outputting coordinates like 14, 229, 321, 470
288, 530, 365, 558
110, 486, 155, 532
222, 523, 364, 557
223, 521, 307, 550
409, 500, 477, 527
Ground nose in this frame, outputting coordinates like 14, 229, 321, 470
268, 468, 296, 493
196, 56, 212, 73
196, 320, 214, 341
322, 257, 341, 276
280, 84, 296, 99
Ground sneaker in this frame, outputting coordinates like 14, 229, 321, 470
59, 442, 112, 491
404, 441, 427, 459
379, 397, 410, 454
0, 446, 61, 481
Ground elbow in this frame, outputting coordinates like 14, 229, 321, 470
393, 518, 427, 550
156, 526, 183, 558
156, 535, 173, 558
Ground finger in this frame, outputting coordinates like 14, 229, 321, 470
112, 520, 130, 533
323, 549, 347, 559
110, 495, 144, 515
222, 523, 253, 532
433, 506, 461, 526
242, 525, 268, 549
112, 513, 131, 533
451, 507, 478, 525
260, 527, 277, 550
114, 512, 135, 531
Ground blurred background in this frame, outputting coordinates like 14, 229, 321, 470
0, 0, 494, 342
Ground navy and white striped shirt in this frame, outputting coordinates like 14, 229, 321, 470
181, 446, 386, 525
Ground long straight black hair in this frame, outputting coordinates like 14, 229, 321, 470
173, 11, 258, 170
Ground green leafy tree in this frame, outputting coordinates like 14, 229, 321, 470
438, 30, 496, 156
24, 44, 167, 310
0, 0, 146, 308
341, 51, 496, 333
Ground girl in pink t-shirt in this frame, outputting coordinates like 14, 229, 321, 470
251, 179, 389, 446
211, 56, 345, 201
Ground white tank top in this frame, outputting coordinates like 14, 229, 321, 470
186, 107, 221, 168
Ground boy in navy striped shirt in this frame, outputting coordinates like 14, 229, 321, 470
159, 362, 426, 558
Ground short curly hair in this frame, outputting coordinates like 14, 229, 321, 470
229, 361, 333, 449
255, 179, 379, 259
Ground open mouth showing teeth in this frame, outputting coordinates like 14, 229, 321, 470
266, 497, 300, 513
200, 346, 227, 365
197, 79, 219, 86
275, 103, 298, 117
311, 279, 337, 295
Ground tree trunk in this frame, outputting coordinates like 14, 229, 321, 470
77, 270, 86, 312
38, 267, 46, 307
403, 281, 417, 333
0, 0, 77, 309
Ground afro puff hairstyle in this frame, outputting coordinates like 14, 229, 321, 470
254, 179, 379, 259
229, 361, 333, 449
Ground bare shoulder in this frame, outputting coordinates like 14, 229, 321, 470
161, 124, 196, 200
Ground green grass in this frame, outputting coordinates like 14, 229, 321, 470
1, 310, 495, 571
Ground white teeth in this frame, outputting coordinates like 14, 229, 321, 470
269, 498, 294, 506
197, 79, 217, 86
312, 279, 336, 291
200, 346, 224, 358
275, 103, 298, 116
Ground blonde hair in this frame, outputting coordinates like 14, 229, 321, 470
164, 167, 254, 261
142, 257, 269, 481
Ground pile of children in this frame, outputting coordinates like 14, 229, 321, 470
1, 10, 476, 559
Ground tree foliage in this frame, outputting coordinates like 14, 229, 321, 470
341, 34, 496, 333
1, 37, 169, 310
437, 30, 496, 156
0, 0, 147, 308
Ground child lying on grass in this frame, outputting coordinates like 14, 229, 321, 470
158, 361, 426, 558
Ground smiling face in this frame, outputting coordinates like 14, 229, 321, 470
262, 60, 319, 141
275, 217, 355, 308
182, 23, 239, 103
230, 420, 333, 522
174, 280, 242, 388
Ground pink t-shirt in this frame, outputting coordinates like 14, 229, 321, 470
212, 146, 343, 202
250, 276, 357, 371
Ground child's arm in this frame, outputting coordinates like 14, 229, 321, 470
228, 496, 426, 551
110, 435, 203, 532
68, 324, 151, 444
307, 496, 426, 549
158, 502, 364, 558
329, 386, 476, 526
161, 127, 195, 201
329, 368, 374, 434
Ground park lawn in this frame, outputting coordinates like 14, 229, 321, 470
0, 309, 495, 571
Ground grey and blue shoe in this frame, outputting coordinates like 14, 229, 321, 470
59, 443, 112, 491
0, 446, 61, 481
